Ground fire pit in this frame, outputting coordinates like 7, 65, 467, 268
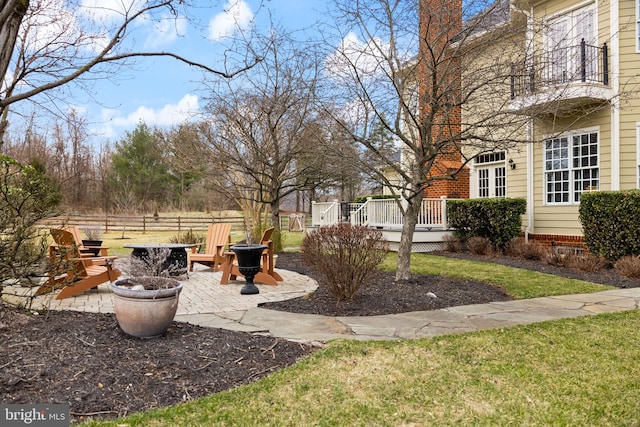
124, 243, 195, 277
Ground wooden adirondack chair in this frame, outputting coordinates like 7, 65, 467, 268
220, 227, 283, 286
49, 226, 110, 264
188, 223, 232, 272
36, 229, 121, 300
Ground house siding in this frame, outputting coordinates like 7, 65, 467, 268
619, 0, 640, 190
510, 0, 638, 245
460, 0, 638, 246
532, 110, 612, 236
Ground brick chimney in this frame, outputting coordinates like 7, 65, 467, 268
418, 0, 469, 199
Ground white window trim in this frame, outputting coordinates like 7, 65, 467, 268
543, 3, 599, 86
543, 2, 598, 44
471, 152, 507, 198
543, 127, 600, 206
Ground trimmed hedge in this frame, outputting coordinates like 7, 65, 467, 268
579, 190, 640, 261
447, 198, 526, 248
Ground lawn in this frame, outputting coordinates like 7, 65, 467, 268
74, 246, 637, 426
381, 253, 613, 299
81, 310, 640, 426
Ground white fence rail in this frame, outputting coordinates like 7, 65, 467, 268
311, 201, 341, 226
312, 197, 450, 229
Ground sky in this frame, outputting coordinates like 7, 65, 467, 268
88, 0, 324, 143
7, 0, 328, 145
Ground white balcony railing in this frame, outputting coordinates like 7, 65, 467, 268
311, 197, 450, 230
311, 201, 340, 226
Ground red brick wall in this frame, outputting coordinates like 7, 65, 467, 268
418, 0, 466, 200
528, 234, 586, 251
424, 168, 469, 198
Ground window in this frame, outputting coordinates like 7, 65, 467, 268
546, 5, 597, 83
544, 129, 599, 204
475, 151, 506, 198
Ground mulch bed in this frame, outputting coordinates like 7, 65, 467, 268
1, 251, 637, 423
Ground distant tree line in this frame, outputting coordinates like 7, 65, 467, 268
2, 115, 379, 216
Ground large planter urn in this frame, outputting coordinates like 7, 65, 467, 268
110, 276, 183, 338
231, 244, 267, 295
81, 239, 103, 256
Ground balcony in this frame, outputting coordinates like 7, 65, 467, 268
510, 40, 612, 114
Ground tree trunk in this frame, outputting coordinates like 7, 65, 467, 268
0, 0, 28, 144
395, 192, 424, 281
270, 200, 283, 253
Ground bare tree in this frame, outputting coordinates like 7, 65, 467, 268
322, 0, 537, 280
195, 30, 325, 248
0, 0, 260, 144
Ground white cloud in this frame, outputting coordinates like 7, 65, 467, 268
208, 0, 254, 41
95, 94, 201, 139
79, 0, 140, 22
22, 0, 80, 52
325, 32, 390, 81
79, 0, 182, 51
145, 13, 188, 48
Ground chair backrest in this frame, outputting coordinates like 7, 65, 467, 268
260, 227, 275, 245
65, 226, 84, 246
50, 228, 88, 277
51, 228, 79, 253
205, 223, 232, 254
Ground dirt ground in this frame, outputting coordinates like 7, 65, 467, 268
1, 251, 637, 423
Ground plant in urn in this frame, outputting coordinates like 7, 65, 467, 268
231, 243, 267, 294
231, 226, 267, 295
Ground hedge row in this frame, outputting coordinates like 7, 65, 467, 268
579, 190, 640, 261
447, 198, 526, 248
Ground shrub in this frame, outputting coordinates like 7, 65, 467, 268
563, 253, 610, 273
504, 237, 548, 260
301, 224, 387, 302
169, 228, 206, 251
614, 256, 640, 279
467, 236, 495, 256
0, 156, 61, 291
543, 251, 566, 267
81, 225, 104, 241
447, 198, 526, 248
579, 190, 640, 261
442, 235, 463, 253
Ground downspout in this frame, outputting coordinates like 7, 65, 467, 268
610, 0, 620, 190
526, 121, 534, 242
512, 4, 535, 241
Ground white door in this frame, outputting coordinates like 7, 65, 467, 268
478, 166, 506, 198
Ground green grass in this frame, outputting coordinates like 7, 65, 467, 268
380, 253, 613, 299
78, 237, 628, 426
82, 311, 640, 426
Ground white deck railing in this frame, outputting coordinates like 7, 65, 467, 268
311, 201, 341, 226
311, 197, 450, 229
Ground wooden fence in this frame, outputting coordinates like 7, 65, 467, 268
37, 214, 246, 234
37, 213, 310, 234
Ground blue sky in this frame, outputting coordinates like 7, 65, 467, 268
84, 0, 325, 143
6, 0, 327, 145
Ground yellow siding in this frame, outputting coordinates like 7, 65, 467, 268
532, 110, 611, 235
507, 148, 528, 199
618, 0, 640, 190
463, 0, 640, 238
